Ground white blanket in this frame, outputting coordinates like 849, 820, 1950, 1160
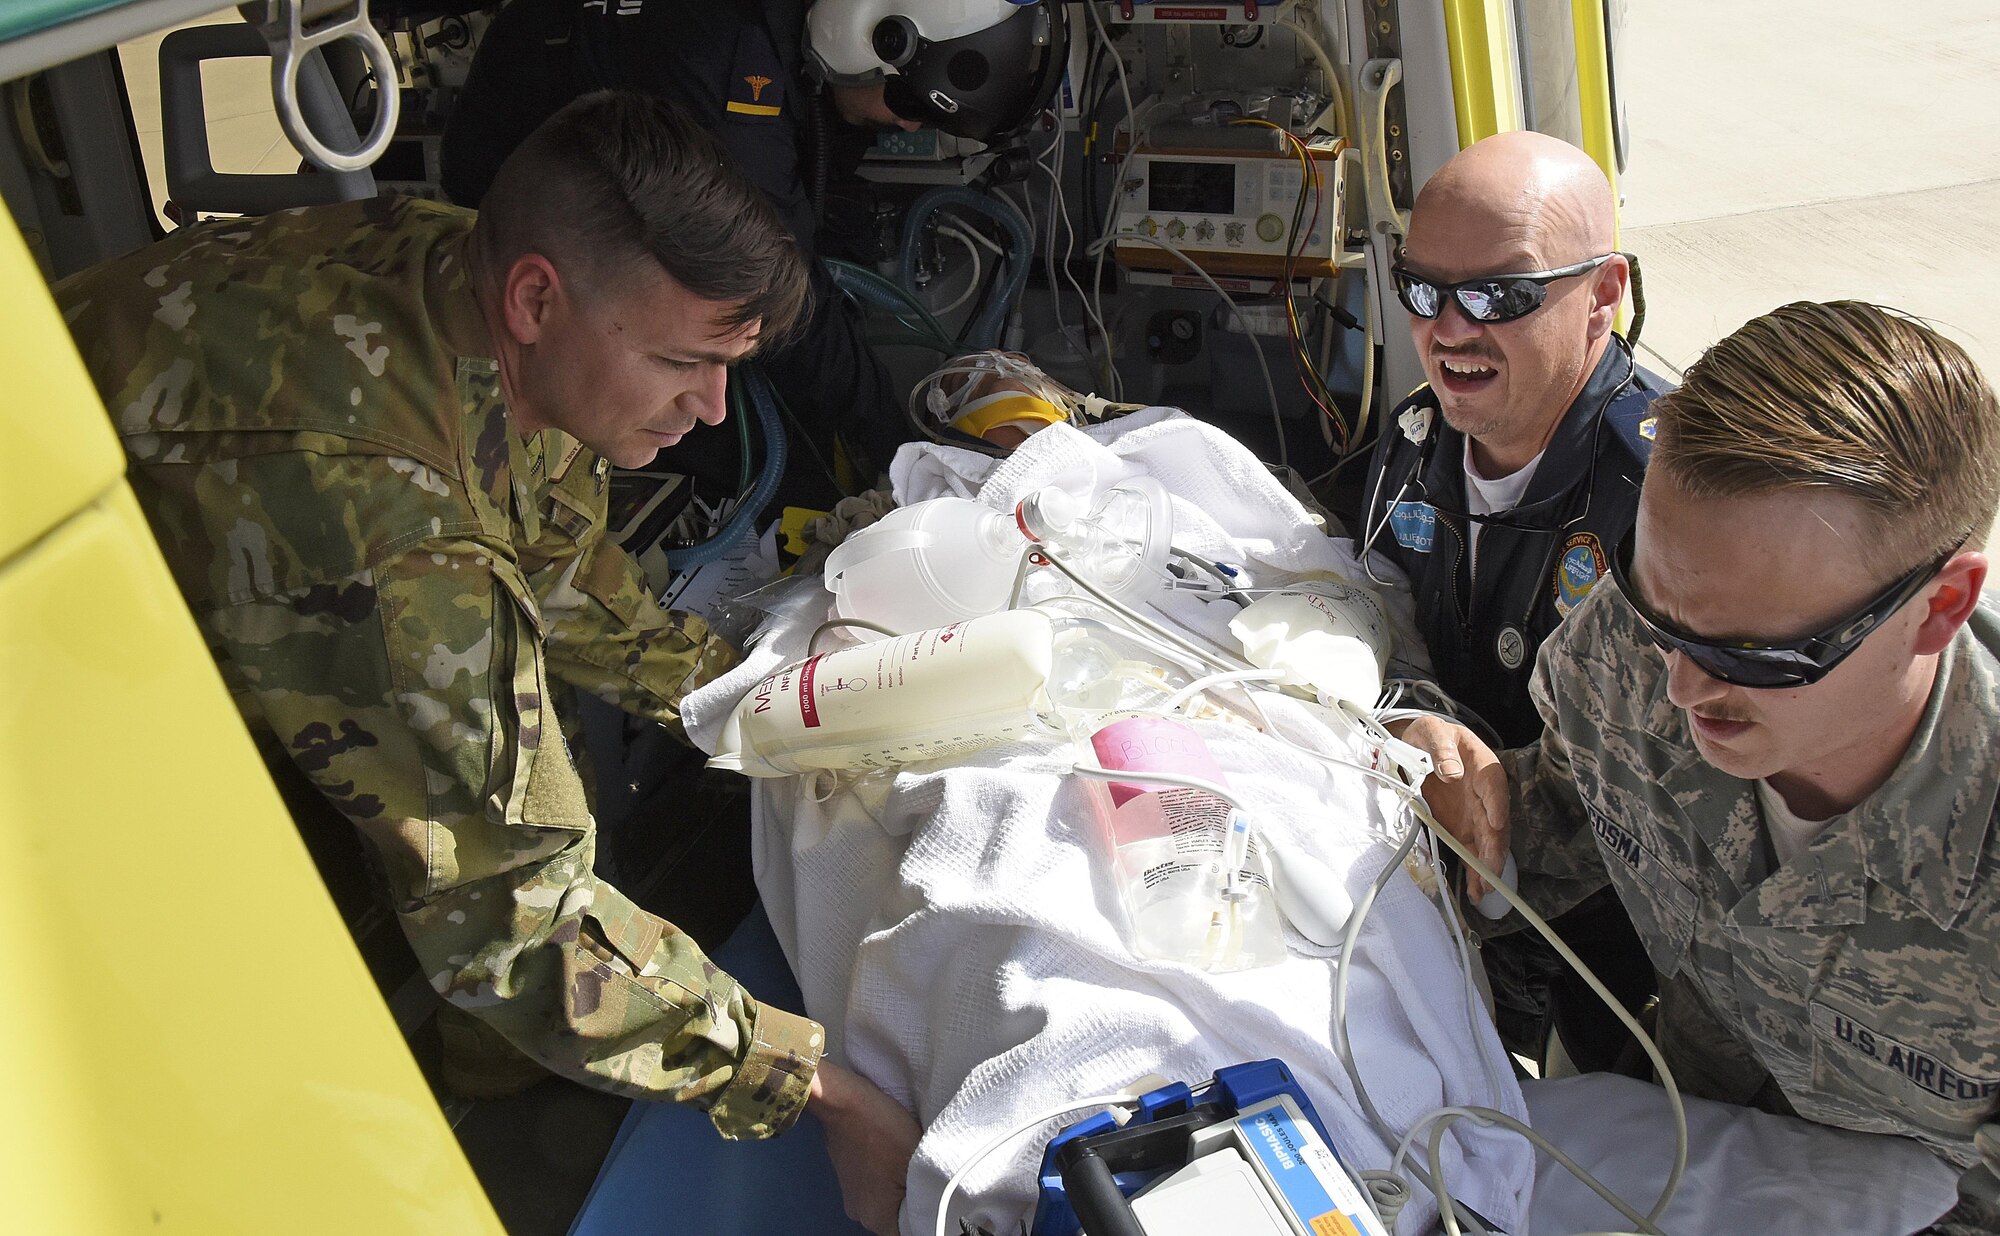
683, 412, 1530, 1235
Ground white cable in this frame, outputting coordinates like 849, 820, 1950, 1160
1087, 230, 1290, 470
1071, 762, 1245, 814
1085, 0, 1140, 400
1036, 159, 1111, 364
1279, 7, 1356, 140
1356, 267, 1377, 459
1406, 796, 1691, 1230
931, 1093, 1140, 1236
946, 212, 1006, 257
934, 225, 985, 315
1032, 545, 1254, 676
1160, 667, 1288, 714
1043, 118, 1068, 339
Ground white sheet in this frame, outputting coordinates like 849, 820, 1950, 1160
1523, 1073, 1960, 1235
682, 412, 1533, 1235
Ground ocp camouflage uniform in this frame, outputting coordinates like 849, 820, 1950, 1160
1495, 578, 2000, 1231
56, 195, 822, 1138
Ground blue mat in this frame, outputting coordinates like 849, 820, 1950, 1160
568, 906, 872, 1236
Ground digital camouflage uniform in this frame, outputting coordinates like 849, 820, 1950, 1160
56, 195, 822, 1138
1497, 579, 2000, 1232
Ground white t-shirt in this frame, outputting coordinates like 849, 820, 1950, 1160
1461, 439, 1544, 574
1755, 779, 1840, 869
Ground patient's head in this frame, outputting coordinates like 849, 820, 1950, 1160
1398, 131, 1627, 476
919, 352, 1077, 448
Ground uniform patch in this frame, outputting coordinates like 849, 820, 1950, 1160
1387, 500, 1437, 553
727, 75, 782, 116
1810, 1002, 2000, 1105
1553, 531, 1608, 616
1638, 415, 1658, 441
1586, 804, 1698, 927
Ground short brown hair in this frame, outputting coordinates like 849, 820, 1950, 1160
1651, 301, 2000, 572
474, 90, 809, 344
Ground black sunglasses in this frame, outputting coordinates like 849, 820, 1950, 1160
1392, 254, 1617, 325
1608, 528, 1964, 688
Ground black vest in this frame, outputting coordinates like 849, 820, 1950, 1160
1362, 339, 1670, 746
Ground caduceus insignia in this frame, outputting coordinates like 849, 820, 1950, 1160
744, 75, 773, 102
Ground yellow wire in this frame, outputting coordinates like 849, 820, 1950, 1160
1231, 118, 1353, 452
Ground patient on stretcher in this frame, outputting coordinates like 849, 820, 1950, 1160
686, 373, 1535, 1234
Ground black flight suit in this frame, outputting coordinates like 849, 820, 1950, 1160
441, 0, 905, 491
1363, 335, 1670, 1070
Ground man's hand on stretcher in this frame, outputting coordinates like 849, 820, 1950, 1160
1388, 715, 1512, 902
811, 1059, 923, 1235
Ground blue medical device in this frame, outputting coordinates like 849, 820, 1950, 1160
1029, 1059, 1389, 1236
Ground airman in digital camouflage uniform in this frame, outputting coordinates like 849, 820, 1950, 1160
1440, 301, 2000, 1232
56, 91, 917, 1234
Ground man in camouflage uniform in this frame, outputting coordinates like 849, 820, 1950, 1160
1440, 301, 2000, 1231
56, 91, 917, 1233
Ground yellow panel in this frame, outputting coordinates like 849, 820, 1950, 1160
1569, 0, 1621, 206
0, 487, 506, 1234
0, 200, 502, 1232
1442, 0, 1524, 146
0, 210, 124, 563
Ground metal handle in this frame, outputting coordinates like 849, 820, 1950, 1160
242, 0, 400, 174
1356, 57, 1408, 240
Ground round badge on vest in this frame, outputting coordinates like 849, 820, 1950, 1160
1496, 625, 1527, 670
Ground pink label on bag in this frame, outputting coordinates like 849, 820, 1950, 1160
1089, 716, 1227, 807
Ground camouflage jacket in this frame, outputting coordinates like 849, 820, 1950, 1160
1499, 580, 2000, 1227
55, 196, 820, 1138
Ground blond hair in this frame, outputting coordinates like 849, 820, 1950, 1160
1651, 301, 2000, 573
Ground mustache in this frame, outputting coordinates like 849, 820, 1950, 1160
1431, 346, 1501, 367
1690, 706, 1756, 724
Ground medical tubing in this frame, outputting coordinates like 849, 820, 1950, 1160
1415, 1107, 1667, 1236
935, 225, 986, 315
807, 616, 898, 653
1032, 545, 1254, 676
1414, 800, 1690, 1225
826, 258, 957, 348
1159, 667, 1288, 714
1330, 787, 1686, 1233
1426, 828, 1512, 1105
1342, 793, 1688, 1231
931, 1094, 1139, 1236
666, 365, 787, 573
900, 188, 1032, 350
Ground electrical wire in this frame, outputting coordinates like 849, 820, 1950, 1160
1323, 774, 1690, 1234
1231, 118, 1351, 453
933, 224, 986, 315
931, 1094, 1141, 1236
1085, 230, 1289, 470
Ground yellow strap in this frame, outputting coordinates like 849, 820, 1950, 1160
950, 394, 1067, 440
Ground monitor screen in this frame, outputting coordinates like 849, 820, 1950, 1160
1147, 160, 1234, 215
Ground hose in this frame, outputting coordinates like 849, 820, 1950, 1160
898, 187, 1032, 349
665, 364, 788, 573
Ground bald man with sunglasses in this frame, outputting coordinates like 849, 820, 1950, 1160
1441, 302, 2000, 1234
1360, 131, 1669, 1072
